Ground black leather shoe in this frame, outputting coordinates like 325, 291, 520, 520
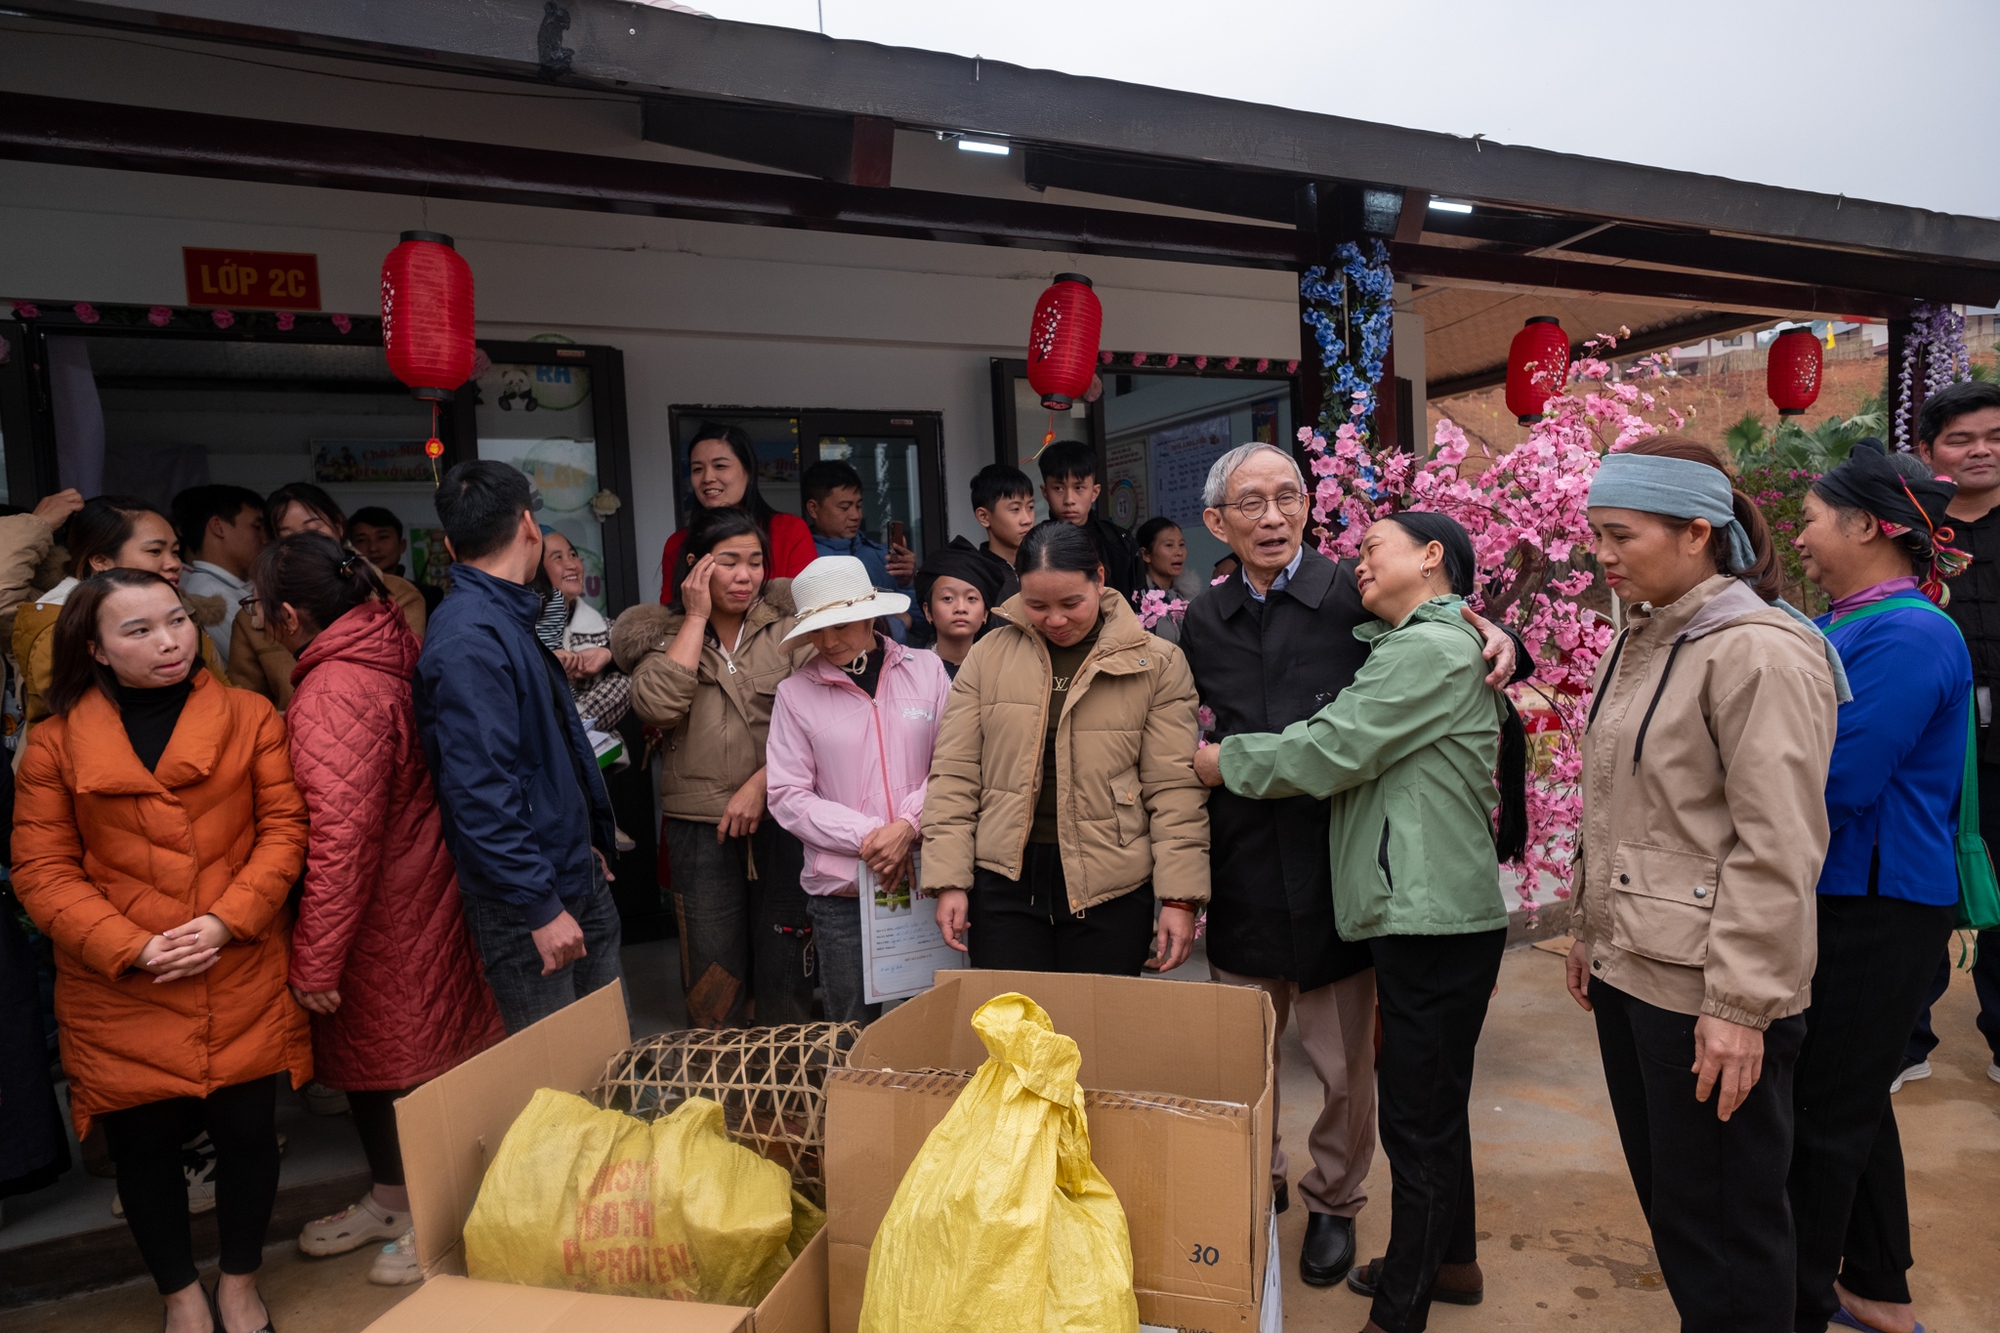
1298, 1212, 1355, 1286
1273, 1179, 1289, 1215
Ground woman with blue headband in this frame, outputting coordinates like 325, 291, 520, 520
1566, 438, 1840, 1333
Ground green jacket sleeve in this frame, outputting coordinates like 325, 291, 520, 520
1218, 624, 1476, 801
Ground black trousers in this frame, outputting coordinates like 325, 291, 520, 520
665, 816, 814, 1028
98, 1075, 280, 1295
347, 1087, 417, 1189
1592, 979, 1806, 1333
1367, 928, 1507, 1333
967, 842, 1155, 976
1789, 894, 1955, 1327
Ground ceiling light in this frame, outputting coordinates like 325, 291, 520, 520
1428, 199, 1473, 214
957, 139, 1011, 155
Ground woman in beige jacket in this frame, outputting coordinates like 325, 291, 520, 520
925, 520, 1208, 975
1568, 439, 1839, 1333
612, 507, 815, 1027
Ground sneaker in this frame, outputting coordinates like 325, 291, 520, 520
1890, 1061, 1931, 1094
302, 1081, 350, 1117
1989, 1062, 2000, 1085
368, 1230, 422, 1286
299, 1193, 406, 1257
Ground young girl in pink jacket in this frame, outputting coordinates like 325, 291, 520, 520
766, 556, 952, 1023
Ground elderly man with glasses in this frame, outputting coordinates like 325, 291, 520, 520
1177, 442, 1528, 1289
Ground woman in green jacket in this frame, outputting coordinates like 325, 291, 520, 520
1194, 511, 1526, 1333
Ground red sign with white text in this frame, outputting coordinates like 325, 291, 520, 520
182, 248, 322, 310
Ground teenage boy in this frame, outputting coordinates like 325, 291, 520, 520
1907, 380, 2000, 1091
349, 505, 444, 614
958, 462, 1035, 604
171, 483, 268, 659
1037, 441, 1141, 596
416, 461, 623, 1033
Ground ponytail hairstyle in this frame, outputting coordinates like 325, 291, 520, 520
1014, 518, 1104, 580
46, 569, 189, 716
1382, 509, 1528, 863
1616, 438, 1782, 603
669, 505, 769, 612
251, 532, 389, 638
65, 495, 170, 581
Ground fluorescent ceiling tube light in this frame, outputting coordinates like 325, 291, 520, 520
957, 139, 1011, 155
1428, 199, 1473, 213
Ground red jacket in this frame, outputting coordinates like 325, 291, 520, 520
286, 599, 504, 1090
659, 511, 815, 601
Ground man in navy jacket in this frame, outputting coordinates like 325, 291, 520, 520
416, 461, 622, 1033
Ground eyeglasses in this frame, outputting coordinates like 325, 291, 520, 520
1217, 490, 1307, 521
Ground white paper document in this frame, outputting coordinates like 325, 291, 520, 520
856, 855, 967, 1004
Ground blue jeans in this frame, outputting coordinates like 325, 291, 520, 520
460, 864, 626, 1035
806, 894, 880, 1027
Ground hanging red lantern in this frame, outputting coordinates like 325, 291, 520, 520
1026, 273, 1102, 411
1505, 316, 1570, 425
1767, 326, 1823, 417
381, 230, 476, 401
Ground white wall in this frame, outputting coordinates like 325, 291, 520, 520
0, 22, 1322, 599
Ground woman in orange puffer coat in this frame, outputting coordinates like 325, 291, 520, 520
12, 568, 309, 1333
260, 534, 505, 1286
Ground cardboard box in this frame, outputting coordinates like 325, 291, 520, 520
366, 982, 828, 1333
824, 970, 1276, 1333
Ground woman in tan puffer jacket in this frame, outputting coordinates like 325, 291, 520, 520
611, 508, 815, 1027
925, 520, 1208, 976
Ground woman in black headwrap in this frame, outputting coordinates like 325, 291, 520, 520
912, 545, 1006, 677
1788, 438, 1970, 1333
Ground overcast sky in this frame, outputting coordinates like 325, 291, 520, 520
698, 0, 2000, 222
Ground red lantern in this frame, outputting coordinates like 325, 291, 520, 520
1767, 326, 1822, 417
1505, 317, 1570, 425
381, 230, 476, 401
1026, 273, 1102, 411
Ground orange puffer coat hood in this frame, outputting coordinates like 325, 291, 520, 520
11, 668, 312, 1134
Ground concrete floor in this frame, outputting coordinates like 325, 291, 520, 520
15, 943, 2000, 1331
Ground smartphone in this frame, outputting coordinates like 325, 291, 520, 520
887, 519, 907, 550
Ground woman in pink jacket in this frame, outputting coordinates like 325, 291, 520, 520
767, 556, 952, 1023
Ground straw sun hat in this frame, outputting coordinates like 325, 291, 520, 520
781, 555, 911, 641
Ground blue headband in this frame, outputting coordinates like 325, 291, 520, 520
1586, 452, 1756, 573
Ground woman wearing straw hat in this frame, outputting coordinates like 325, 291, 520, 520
922, 520, 1208, 975
766, 555, 953, 1023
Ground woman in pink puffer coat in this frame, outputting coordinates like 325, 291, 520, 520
765, 556, 952, 1024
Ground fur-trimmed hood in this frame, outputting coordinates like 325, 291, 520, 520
610, 578, 796, 674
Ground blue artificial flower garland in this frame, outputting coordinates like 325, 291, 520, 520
1299, 240, 1395, 444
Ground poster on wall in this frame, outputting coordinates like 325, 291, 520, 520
476, 435, 608, 612
1251, 400, 1281, 444
1148, 414, 1233, 531
1104, 437, 1147, 530
311, 439, 432, 484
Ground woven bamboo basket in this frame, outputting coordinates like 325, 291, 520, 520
587, 1022, 861, 1204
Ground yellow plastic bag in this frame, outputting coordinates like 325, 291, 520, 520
859, 992, 1138, 1333
464, 1089, 823, 1304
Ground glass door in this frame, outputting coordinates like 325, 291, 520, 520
667, 408, 947, 558
796, 412, 944, 558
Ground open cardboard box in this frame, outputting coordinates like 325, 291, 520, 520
824, 970, 1277, 1333
363, 982, 828, 1333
